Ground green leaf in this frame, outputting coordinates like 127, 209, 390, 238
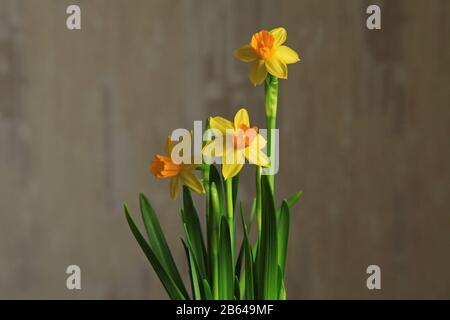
235, 199, 257, 279
138, 194, 188, 298
239, 267, 246, 300
181, 239, 202, 300
209, 182, 221, 299
249, 197, 257, 228
277, 200, 290, 276
277, 265, 286, 300
209, 183, 221, 247
208, 165, 225, 290
234, 202, 246, 279
231, 173, 240, 213
287, 191, 302, 209
124, 205, 187, 300
234, 275, 241, 300
242, 207, 255, 300
209, 165, 225, 215
202, 279, 213, 300
276, 191, 302, 222
181, 187, 207, 280
212, 251, 219, 300
255, 176, 279, 299
180, 239, 194, 297
218, 217, 234, 300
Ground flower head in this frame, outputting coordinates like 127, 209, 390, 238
203, 108, 270, 180
151, 137, 204, 199
234, 27, 300, 86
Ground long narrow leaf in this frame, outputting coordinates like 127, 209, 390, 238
235, 202, 246, 278
218, 217, 234, 300
209, 182, 221, 299
287, 191, 302, 209
209, 165, 225, 214
242, 207, 255, 300
235, 199, 257, 278
202, 279, 213, 300
249, 197, 257, 228
180, 238, 193, 296
181, 239, 201, 300
277, 266, 286, 300
138, 194, 188, 297
276, 191, 302, 222
277, 200, 290, 276
181, 187, 207, 279
256, 176, 279, 299
124, 206, 187, 300
234, 276, 241, 300
231, 173, 240, 213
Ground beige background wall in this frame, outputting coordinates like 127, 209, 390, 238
0, 0, 449, 299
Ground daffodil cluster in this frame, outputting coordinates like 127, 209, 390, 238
150, 108, 269, 199
125, 27, 302, 300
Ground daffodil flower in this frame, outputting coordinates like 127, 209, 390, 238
151, 137, 205, 199
203, 108, 270, 180
234, 27, 300, 86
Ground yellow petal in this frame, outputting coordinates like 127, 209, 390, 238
245, 147, 270, 167
222, 150, 245, 180
180, 170, 205, 194
249, 59, 267, 86
234, 44, 258, 62
165, 136, 175, 156
234, 108, 250, 129
223, 147, 245, 164
202, 139, 224, 158
209, 116, 234, 136
245, 135, 269, 166
275, 45, 300, 64
254, 134, 267, 150
169, 176, 179, 200
222, 163, 244, 180
265, 57, 288, 79
209, 116, 234, 137
270, 27, 287, 47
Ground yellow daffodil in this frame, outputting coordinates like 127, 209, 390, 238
234, 27, 300, 86
151, 137, 204, 200
203, 108, 270, 180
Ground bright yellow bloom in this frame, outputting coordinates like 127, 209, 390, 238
151, 137, 204, 200
203, 108, 270, 180
234, 27, 300, 86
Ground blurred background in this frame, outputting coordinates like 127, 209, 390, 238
0, 0, 449, 299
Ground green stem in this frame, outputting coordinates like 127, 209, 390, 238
202, 164, 212, 281
225, 178, 235, 264
266, 116, 276, 193
264, 74, 278, 197
210, 182, 220, 300
255, 166, 262, 242
202, 119, 213, 285
204, 166, 210, 214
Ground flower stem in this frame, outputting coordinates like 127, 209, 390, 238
256, 166, 262, 242
202, 163, 212, 281
266, 115, 276, 193
264, 74, 278, 196
226, 178, 235, 264
203, 165, 211, 215
210, 182, 221, 300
